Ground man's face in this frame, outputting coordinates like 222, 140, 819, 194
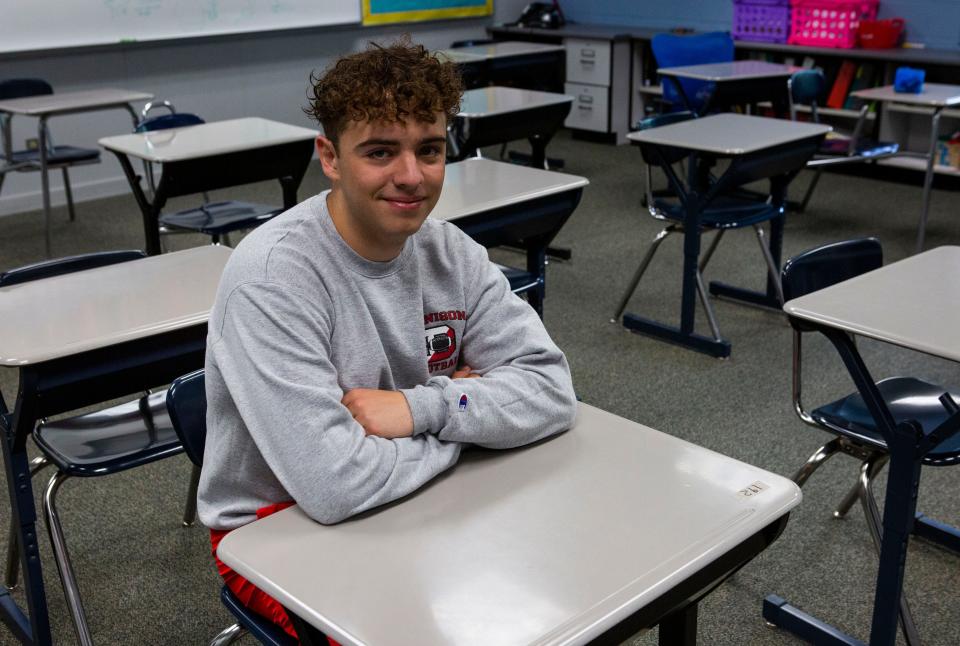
318, 115, 447, 260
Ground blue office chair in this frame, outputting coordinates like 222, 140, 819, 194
611, 111, 793, 340
0, 250, 202, 645
166, 370, 315, 646
776, 237, 960, 644
134, 102, 284, 248
788, 69, 900, 212
650, 32, 734, 114
0, 79, 101, 226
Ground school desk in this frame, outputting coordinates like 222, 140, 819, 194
0, 246, 230, 646
432, 158, 587, 317
99, 117, 316, 255
850, 84, 960, 253
0, 88, 153, 257
769, 245, 960, 646
219, 402, 801, 646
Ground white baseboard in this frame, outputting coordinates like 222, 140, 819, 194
0, 175, 132, 218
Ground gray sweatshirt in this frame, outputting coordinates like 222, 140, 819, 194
198, 191, 577, 529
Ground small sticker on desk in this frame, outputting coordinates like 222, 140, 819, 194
737, 481, 769, 499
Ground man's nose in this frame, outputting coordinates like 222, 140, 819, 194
393, 151, 423, 188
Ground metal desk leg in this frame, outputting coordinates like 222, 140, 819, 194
622, 191, 731, 358
916, 107, 942, 254
1, 370, 53, 645
112, 152, 163, 255
38, 118, 51, 258
659, 603, 697, 646
708, 181, 787, 310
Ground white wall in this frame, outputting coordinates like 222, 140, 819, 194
0, 2, 528, 216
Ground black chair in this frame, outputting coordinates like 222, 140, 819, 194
134, 102, 284, 248
166, 370, 300, 646
0, 79, 101, 225
788, 69, 900, 212
0, 250, 201, 645
773, 237, 960, 644
611, 111, 790, 344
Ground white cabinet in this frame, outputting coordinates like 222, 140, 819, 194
562, 37, 631, 143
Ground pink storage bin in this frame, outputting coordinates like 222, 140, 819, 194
788, 0, 878, 48
733, 0, 791, 43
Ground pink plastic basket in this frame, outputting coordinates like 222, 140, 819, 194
733, 0, 791, 43
788, 0, 878, 48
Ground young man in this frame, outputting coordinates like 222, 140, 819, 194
198, 39, 577, 640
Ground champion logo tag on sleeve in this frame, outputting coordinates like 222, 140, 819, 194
458, 393, 468, 411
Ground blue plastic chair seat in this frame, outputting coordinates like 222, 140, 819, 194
818, 138, 899, 158
32, 390, 182, 476
812, 376, 960, 465
653, 195, 781, 229
10, 146, 101, 166
220, 586, 298, 646
159, 201, 283, 236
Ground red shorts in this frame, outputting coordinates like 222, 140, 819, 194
210, 502, 340, 645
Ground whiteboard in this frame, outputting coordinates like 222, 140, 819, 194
1, 0, 361, 55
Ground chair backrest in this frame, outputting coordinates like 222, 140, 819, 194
788, 69, 826, 121
781, 237, 882, 312
0, 78, 53, 101
0, 250, 146, 287
166, 370, 207, 467
651, 32, 734, 112
135, 112, 205, 133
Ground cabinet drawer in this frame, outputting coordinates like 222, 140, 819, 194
564, 83, 609, 132
565, 39, 611, 86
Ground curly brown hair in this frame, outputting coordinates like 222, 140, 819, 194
306, 37, 463, 147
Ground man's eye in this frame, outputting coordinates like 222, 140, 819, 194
367, 149, 391, 160
420, 145, 442, 157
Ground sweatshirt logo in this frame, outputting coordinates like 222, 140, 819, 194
458, 393, 468, 411
425, 325, 457, 363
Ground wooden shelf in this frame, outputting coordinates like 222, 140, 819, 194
876, 155, 960, 177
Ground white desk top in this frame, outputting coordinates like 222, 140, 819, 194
432, 158, 588, 222
0, 246, 231, 366
627, 113, 831, 156
438, 41, 565, 63
98, 117, 317, 163
657, 61, 796, 82
784, 245, 960, 362
850, 83, 960, 107
458, 86, 573, 118
218, 403, 800, 646
0, 88, 153, 116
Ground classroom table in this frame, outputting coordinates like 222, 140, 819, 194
449, 86, 572, 169
622, 114, 829, 357
657, 61, 795, 117
0, 88, 153, 257
218, 402, 802, 646
767, 246, 960, 646
99, 117, 316, 255
437, 41, 566, 91
0, 246, 230, 646
850, 83, 960, 254
432, 158, 587, 317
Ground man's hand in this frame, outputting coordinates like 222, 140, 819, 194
452, 365, 482, 379
341, 389, 414, 439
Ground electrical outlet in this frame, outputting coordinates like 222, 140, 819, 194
25, 138, 39, 150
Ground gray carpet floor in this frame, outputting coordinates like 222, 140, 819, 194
1, 130, 958, 645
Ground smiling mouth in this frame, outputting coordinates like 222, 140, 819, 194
382, 196, 426, 208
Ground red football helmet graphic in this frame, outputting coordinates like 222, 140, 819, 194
425, 325, 457, 363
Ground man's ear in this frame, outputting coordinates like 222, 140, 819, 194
316, 134, 340, 182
